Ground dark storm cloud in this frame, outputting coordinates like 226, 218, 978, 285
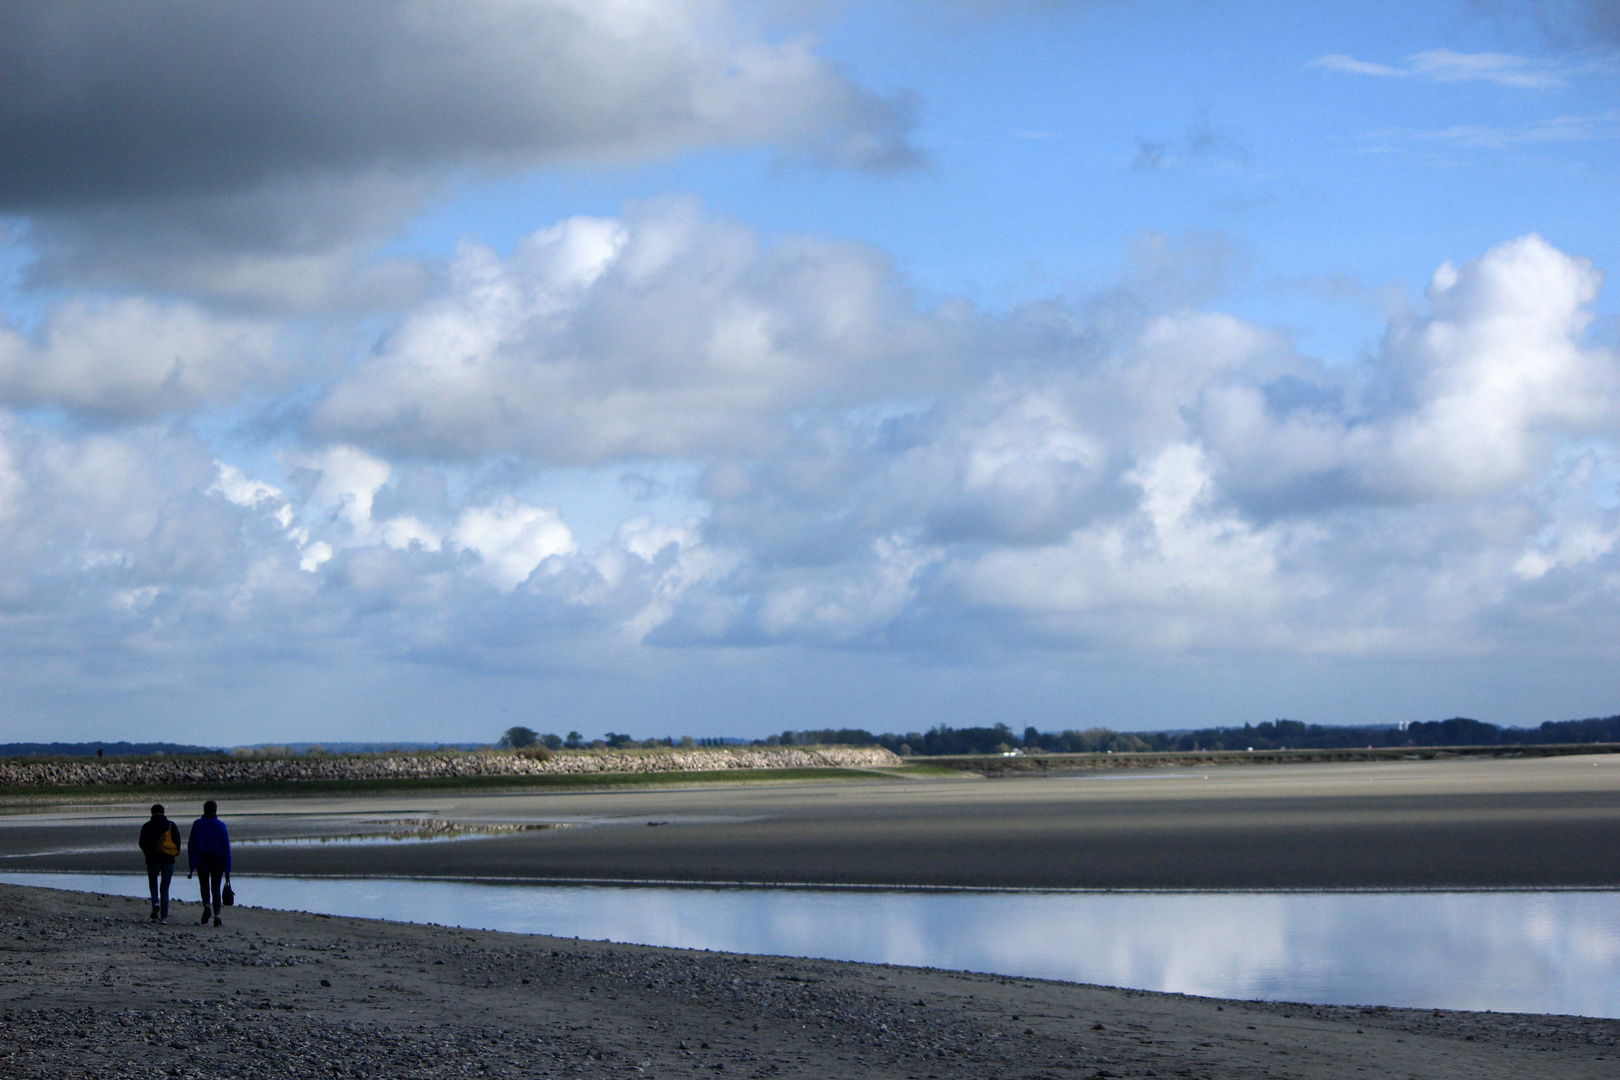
0, 1, 918, 212
0, 1, 919, 303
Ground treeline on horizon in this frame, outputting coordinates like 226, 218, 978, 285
503, 714, 1620, 758
14, 713, 1620, 761
0, 740, 216, 757
759, 714, 1620, 756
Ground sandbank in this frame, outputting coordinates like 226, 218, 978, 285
5, 756, 1620, 889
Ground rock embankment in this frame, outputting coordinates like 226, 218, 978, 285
0, 745, 901, 788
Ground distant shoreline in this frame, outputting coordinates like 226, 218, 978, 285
9, 867, 1620, 896
4, 740, 1617, 801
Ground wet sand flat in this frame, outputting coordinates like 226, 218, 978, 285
5, 755, 1620, 889
4, 881, 1617, 1080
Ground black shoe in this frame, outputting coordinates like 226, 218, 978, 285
199, 907, 212, 925
150, 906, 159, 921
213, 915, 222, 927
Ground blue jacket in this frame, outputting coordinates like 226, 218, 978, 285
187, 814, 231, 875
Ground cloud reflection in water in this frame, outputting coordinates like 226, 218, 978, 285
5, 874, 1617, 1017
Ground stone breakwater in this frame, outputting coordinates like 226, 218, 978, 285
0, 745, 901, 788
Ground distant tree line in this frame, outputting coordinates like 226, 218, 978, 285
756, 725, 1150, 756
750, 714, 1620, 755
498, 726, 699, 752
0, 741, 217, 757
25, 713, 1620, 766
1126, 715, 1620, 752
494, 714, 1620, 758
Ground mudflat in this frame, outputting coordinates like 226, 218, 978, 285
5, 755, 1620, 888
4, 881, 1617, 1080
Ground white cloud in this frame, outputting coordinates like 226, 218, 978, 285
1310, 55, 1409, 78
1418, 111, 1620, 148
288, 445, 394, 536
210, 464, 293, 530
0, 230, 1617, 735
451, 500, 576, 591
956, 442, 1296, 644
1311, 49, 1571, 89
1511, 448, 1620, 581
312, 199, 953, 461
1405, 49, 1569, 89
1200, 234, 1618, 505
752, 535, 938, 644
0, 298, 282, 418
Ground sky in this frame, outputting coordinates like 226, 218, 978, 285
2, 0, 1618, 745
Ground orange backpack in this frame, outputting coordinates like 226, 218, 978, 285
157, 826, 179, 859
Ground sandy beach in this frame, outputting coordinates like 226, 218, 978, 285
4, 881, 1617, 1079
4, 756, 1620, 1077
6, 755, 1620, 889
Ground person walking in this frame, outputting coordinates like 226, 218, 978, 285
137, 804, 181, 923
186, 800, 231, 927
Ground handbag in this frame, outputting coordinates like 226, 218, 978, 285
221, 882, 235, 907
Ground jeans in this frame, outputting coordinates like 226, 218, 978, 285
146, 863, 173, 918
195, 857, 226, 912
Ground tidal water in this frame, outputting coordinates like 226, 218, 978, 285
6, 872, 1618, 1018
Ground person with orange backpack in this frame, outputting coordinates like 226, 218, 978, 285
137, 803, 182, 923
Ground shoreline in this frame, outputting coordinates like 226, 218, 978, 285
6, 741, 1619, 804
12, 866, 1620, 895
2, 881, 1616, 1079
9, 869, 1618, 1024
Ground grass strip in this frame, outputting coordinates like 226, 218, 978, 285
0, 766, 896, 803
871, 764, 968, 777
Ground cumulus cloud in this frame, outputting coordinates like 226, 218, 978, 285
0, 228, 1616, 736
1200, 234, 1617, 506
0, 297, 289, 419
952, 441, 1300, 651
619, 232, 1619, 654
312, 199, 955, 461
299, 227, 1612, 661
0, 420, 280, 628
451, 500, 576, 591
0, 0, 919, 301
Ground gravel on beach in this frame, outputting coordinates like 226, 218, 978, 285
3, 883, 1617, 1079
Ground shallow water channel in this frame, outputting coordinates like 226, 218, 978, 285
6, 872, 1619, 1018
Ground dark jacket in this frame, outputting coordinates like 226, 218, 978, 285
138, 817, 182, 866
187, 814, 231, 875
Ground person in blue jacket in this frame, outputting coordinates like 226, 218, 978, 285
186, 800, 231, 927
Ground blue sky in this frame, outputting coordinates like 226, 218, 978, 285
412, 3, 1620, 331
1, 1, 1617, 745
